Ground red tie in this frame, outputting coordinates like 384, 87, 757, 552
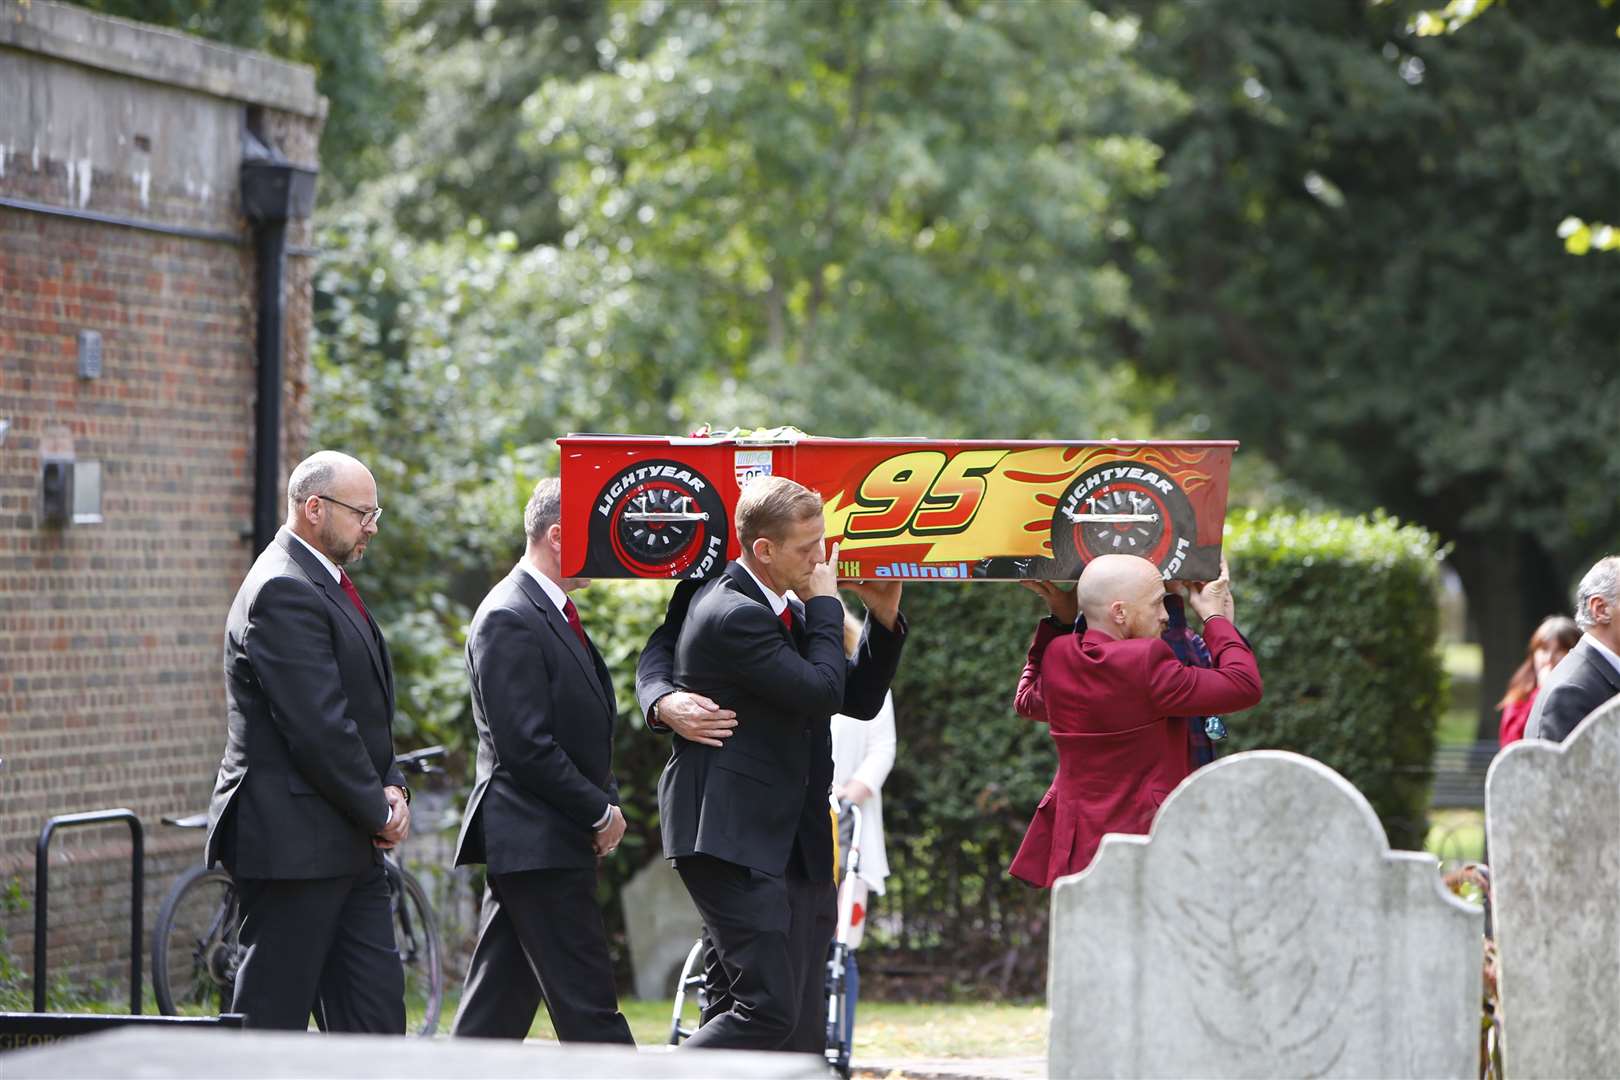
562, 597, 591, 652
780, 606, 794, 632
339, 570, 370, 623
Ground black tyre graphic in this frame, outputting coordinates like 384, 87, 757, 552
1050, 464, 1196, 575
585, 459, 729, 578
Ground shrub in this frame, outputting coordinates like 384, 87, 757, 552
1223, 509, 1447, 849
879, 583, 1058, 997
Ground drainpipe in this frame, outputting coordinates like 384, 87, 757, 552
241, 155, 318, 554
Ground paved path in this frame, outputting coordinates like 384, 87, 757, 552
854, 1054, 1045, 1079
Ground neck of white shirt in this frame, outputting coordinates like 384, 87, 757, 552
738, 558, 788, 616
1582, 631, 1620, 680
518, 557, 570, 615
288, 530, 342, 583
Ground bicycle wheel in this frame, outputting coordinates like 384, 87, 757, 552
152, 865, 241, 1016
390, 864, 444, 1037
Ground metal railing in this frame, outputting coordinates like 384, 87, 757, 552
34, 809, 145, 1014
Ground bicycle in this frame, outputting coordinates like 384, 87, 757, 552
151, 745, 448, 1036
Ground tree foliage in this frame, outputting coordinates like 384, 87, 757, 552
1106, 0, 1620, 730
521, 0, 1180, 439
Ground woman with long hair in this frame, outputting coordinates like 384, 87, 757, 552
1498, 616, 1580, 746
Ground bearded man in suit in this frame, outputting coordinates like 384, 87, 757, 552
636, 475, 905, 1052
449, 477, 634, 1045
207, 450, 410, 1032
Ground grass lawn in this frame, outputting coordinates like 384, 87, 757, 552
503, 995, 1047, 1058
1425, 808, 1486, 865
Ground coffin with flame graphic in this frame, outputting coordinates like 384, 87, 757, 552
560, 435, 1237, 581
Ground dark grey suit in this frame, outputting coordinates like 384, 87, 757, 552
635, 562, 905, 1051
1525, 636, 1620, 742
449, 567, 633, 1044
207, 528, 406, 1031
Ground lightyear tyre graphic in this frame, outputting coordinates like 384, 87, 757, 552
585, 459, 729, 578
1050, 464, 1196, 575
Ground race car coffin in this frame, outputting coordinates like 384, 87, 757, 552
560, 434, 1237, 582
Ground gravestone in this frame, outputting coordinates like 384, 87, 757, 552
621, 854, 704, 1000
7, 1027, 828, 1077
1486, 696, 1620, 1080
1049, 750, 1482, 1079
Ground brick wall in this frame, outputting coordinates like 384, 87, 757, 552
0, 1, 323, 996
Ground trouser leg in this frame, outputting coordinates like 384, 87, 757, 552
313, 862, 406, 1034
231, 875, 348, 1031
676, 854, 799, 1051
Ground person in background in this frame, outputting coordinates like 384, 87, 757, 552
829, 608, 897, 1043
1524, 555, 1620, 743
1497, 616, 1579, 747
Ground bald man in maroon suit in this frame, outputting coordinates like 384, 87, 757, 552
1010, 555, 1262, 887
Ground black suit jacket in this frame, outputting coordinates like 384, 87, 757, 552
454, 567, 620, 874
207, 529, 404, 879
1525, 637, 1620, 742
637, 562, 906, 880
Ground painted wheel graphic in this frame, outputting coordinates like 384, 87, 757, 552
586, 460, 728, 578
1050, 466, 1195, 575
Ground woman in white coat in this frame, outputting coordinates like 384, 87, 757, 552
830, 610, 897, 1035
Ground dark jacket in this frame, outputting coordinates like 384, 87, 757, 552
1525, 636, 1620, 743
454, 567, 620, 874
208, 529, 404, 879
637, 562, 906, 879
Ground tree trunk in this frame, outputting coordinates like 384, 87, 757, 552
1449, 533, 1571, 744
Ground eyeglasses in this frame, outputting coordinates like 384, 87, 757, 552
317, 494, 383, 527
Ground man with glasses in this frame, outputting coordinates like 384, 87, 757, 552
206, 450, 411, 1032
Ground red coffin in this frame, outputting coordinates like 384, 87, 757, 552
559, 434, 1237, 582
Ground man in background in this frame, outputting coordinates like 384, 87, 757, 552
1527, 555, 1620, 742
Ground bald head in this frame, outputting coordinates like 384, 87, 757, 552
286, 450, 379, 566
1078, 554, 1167, 640
287, 451, 371, 510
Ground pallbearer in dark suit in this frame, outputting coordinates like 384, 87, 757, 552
449, 478, 633, 1045
207, 450, 410, 1032
636, 476, 906, 1051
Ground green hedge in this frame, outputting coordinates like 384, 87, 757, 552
1223, 509, 1447, 849
879, 583, 1058, 995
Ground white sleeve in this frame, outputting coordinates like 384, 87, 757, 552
849, 691, 897, 796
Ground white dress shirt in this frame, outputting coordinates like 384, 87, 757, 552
517, 558, 569, 615
738, 559, 789, 616
288, 530, 341, 582
1583, 632, 1620, 682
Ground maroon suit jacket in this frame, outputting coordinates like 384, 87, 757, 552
1008, 615, 1262, 887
